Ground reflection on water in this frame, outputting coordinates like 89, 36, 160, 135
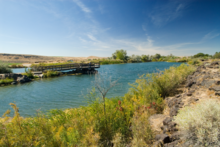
0, 62, 182, 116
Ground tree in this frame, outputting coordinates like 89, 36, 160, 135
94, 72, 119, 115
154, 53, 161, 59
141, 55, 149, 62
112, 49, 128, 61
193, 53, 209, 58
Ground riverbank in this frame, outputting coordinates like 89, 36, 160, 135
0, 63, 196, 146
151, 61, 220, 146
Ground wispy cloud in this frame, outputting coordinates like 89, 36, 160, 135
79, 30, 219, 56
149, 1, 188, 27
72, 0, 91, 13
202, 31, 219, 41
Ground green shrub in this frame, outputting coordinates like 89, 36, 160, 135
43, 70, 61, 78
167, 59, 176, 62
22, 68, 35, 79
100, 60, 124, 65
0, 78, 14, 84
0, 64, 12, 73
213, 52, 220, 59
10, 64, 17, 68
174, 99, 220, 146
188, 59, 202, 66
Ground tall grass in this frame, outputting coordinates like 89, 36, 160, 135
22, 68, 35, 79
0, 78, 14, 84
0, 64, 196, 146
43, 70, 61, 78
100, 60, 124, 65
0, 64, 12, 74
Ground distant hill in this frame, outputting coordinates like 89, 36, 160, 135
0, 53, 106, 63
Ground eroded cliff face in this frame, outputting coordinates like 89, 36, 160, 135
150, 61, 220, 147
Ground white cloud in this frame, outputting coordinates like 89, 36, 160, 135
72, 0, 91, 13
149, 1, 187, 27
87, 34, 97, 41
202, 32, 219, 41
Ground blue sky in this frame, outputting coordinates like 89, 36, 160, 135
0, 0, 219, 57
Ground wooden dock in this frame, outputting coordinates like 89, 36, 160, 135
31, 62, 100, 74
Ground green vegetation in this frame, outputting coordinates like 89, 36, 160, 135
193, 52, 210, 58
213, 52, 220, 59
112, 49, 128, 61
30, 61, 74, 67
174, 99, 220, 146
10, 64, 25, 68
22, 68, 36, 79
0, 64, 196, 146
0, 78, 14, 84
187, 59, 202, 66
43, 70, 61, 78
99, 59, 124, 65
0, 64, 12, 74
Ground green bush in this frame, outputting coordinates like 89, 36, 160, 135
100, 60, 124, 65
174, 99, 220, 146
43, 70, 61, 78
0, 78, 14, 84
188, 59, 202, 66
22, 68, 35, 79
0, 64, 12, 73
213, 52, 220, 59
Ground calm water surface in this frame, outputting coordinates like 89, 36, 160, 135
0, 62, 182, 116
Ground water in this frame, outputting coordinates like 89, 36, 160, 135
0, 62, 182, 117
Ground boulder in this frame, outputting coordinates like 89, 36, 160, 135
11, 81, 17, 85
209, 86, 220, 91
17, 76, 31, 83
38, 74, 44, 78
155, 134, 171, 144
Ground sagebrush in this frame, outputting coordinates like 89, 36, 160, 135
174, 99, 220, 146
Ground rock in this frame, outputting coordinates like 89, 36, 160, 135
153, 141, 163, 147
164, 140, 179, 147
38, 74, 44, 78
186, 93, 192, 96
170, 106, 179, 117
188, 97, 199, 104
185, 81, 195, 88
170, 132, 181, 141
167, 98, 182, 108
209, 86, 220, 91
175, 94, 181, 98
17, 76, 31, 83
210, 61, 220, 66
11, 81, 17, 85
201, 79, 216, 88
215, 92, 220, 96
149, 114, 167, 133
215, 81, 220, 85
155, 134, 171, 144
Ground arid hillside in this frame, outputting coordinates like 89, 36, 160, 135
0, 53, 106, 63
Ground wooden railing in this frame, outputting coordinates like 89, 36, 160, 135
31, 62, 100, 72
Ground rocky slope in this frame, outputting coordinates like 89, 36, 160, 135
150, 61, 220, 147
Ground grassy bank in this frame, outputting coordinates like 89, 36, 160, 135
0, 64, 196, 146
0, 78, 14, 84
43, 70, 61, 78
